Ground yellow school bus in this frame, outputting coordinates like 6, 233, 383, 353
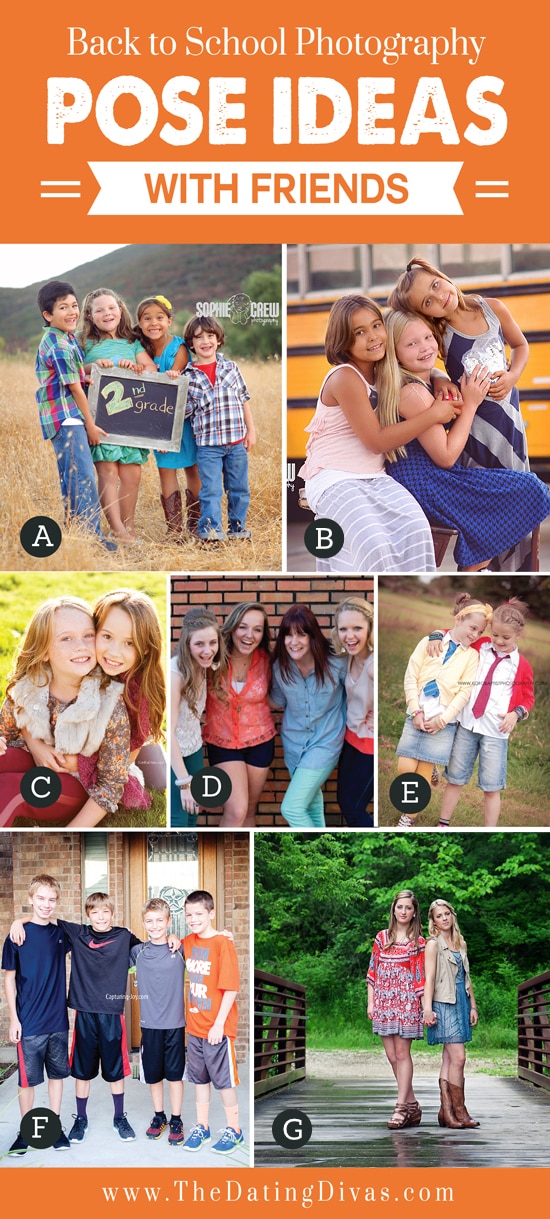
287, 244, 550, 516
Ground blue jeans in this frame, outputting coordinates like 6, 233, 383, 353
196, 442, 250, 539
51, 425, 105, 538
443, 724, 508, 792
281, 760, 337, 829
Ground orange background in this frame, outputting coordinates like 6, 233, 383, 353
2, 0, 549, 241
1, 1168, 549, 1215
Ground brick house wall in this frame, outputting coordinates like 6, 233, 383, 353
170, 574, 374, 827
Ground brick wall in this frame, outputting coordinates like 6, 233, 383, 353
223, 834, 249, 1060
170, 575, 374, 826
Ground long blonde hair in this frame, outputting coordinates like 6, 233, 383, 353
7, 597, 95, 697
93, 590, 165, 741
331, 596, 374, 654
428, 899, 466, 950
375, 309, 437, 462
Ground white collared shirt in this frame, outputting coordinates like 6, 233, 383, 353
460, 641, 520, 737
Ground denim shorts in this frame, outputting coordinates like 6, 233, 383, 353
207, 738, 275, 768
443, 724, 508, 792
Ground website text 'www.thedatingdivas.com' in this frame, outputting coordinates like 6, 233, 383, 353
101, 1178, 455, 1207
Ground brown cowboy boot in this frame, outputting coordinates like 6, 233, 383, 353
185, 488, 200, 537
160, 491, 184, 543
439, 1079, 465, 1128
449, 1082, 480, 1128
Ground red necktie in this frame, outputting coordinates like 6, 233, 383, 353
471, 649, 505, 719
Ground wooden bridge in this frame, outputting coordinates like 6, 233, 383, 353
254, 969, 550, 1168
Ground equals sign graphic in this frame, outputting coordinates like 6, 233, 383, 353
475, 181, 509, 198
40, 181, 81, 198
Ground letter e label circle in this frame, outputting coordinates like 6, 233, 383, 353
20, 517, 62, 557
389, 772, 431, 815
20, 1107, 62, 1149
190, 766, 232, 809
272, 1108, 312, 1149
20, 767, 63, 808
304, 518, 344, 559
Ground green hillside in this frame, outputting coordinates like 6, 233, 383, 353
0, 244, 280, 349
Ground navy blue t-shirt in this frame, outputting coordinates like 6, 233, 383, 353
1, 922, 69, 1036
58, 921, 142, 1015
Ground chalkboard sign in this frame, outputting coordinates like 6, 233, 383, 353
88, 366, 188, 452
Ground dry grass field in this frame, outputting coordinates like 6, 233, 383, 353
0, 356, 282, 572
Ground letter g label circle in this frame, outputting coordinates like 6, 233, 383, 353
272, 1109, 312, 1149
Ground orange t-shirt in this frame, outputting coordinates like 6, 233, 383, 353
184, 932, 239, 1041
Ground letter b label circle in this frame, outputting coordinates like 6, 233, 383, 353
20, 768, 63, 808
190, 766, 232, 808
272, 1108, 312, 1149
304, 518, 344, 558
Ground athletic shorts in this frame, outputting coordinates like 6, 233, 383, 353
207, 738, 275, 768
70, 1011, 131, 1083
140, 1027, 185, 1084
17, 1031, 69, 1088
184, 1033, 239, 1090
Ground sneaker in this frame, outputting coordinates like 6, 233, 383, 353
397, 814, 415, 828
99, 536, 118, 552
228, 530, 252, 541
437, 821, 451, 830
53, 1130, 71, 1151
8, 1133, 28, 1156
146, 1113, 167, 1140
182, 1123, 211, 1152
113, 1114, 136, 1141
69, 1115, 88, 1143
168, 1117, 184, 1147
211, 1126, 244, 1156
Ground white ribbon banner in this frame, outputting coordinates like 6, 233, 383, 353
88, 161, 463, 215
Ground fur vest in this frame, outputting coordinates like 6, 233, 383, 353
10, 668, 124, 755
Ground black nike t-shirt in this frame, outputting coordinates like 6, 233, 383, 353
58, 922, 142, 1015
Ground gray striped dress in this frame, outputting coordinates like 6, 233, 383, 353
303, 366, 436, 574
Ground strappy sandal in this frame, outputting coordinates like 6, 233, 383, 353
387, 1103, 411, 1129
406, 1100, 422, 1126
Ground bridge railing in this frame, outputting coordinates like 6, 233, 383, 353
517, 970, 550, 1091
254, 970, 307, 1097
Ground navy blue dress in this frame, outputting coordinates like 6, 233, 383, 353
387, 437, 550, 567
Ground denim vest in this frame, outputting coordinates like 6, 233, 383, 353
431, 935, 471, 1003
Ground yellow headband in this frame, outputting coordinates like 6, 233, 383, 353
155, 295, 172, 310
455, 602, 492, 621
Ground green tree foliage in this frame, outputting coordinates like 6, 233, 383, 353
222, 267, 282, 360
255, 833, 550, 1033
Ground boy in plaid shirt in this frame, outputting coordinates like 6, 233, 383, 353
183, 316, 255, 543
35, 280, 116, 551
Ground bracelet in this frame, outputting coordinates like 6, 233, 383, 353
412, 709, 423, 717
176, 777, 192, 789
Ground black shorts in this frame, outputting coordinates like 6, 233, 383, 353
140, 1027, 185, 1084
70, 1011, 131, 1083
207, 738, 275, 768
18, 1031, 70, 1088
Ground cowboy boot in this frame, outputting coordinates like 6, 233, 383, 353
185, 488, 200, 537
160, 491, 184, 543
449, 1082, 480, 1128
439, 1079, 465, 1128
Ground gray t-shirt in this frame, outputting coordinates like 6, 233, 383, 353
129, 941, 185, 1029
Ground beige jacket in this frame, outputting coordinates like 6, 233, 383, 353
404, 636, 479, 725
10, 668, 124, 756
431, 934, 472, 1004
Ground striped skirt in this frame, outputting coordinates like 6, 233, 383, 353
313, 476, 436, 573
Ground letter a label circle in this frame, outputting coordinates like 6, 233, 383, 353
20, 516, 62, 557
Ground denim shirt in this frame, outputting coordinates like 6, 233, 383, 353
270, 655, 347, 771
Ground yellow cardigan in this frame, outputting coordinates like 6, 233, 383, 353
404, 637, 479, 726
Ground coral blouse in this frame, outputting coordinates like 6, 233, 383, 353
203, 649, 276, 749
